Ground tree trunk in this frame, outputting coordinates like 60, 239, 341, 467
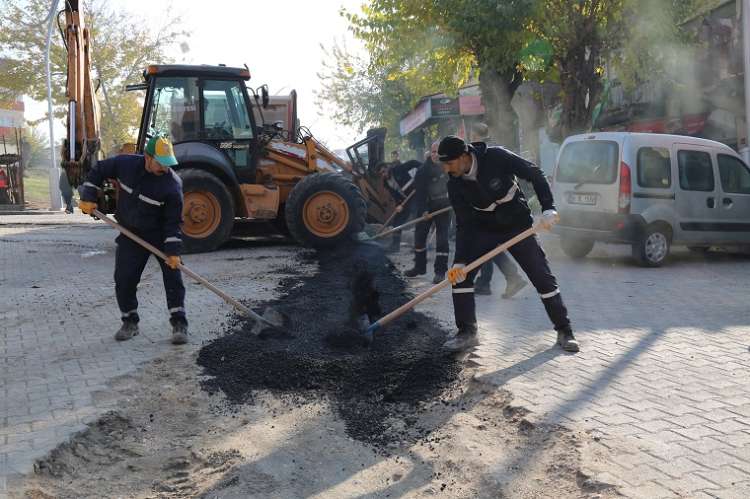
557, 9, 604, 138
478, 67, 523, 150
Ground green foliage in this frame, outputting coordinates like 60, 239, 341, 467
316, 42, 415, 137
530, 0, 627, 136
0, 0, 185, 154
334, 0, 540, 146
613, 0, 689, 93
21, 125, 49, 168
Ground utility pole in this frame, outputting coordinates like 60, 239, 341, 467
45, 0, 62, 210
742, 0, 750, 162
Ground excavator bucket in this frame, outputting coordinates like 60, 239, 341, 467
61, 0, 101, 187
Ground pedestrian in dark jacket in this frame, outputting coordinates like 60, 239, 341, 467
469, 122, 526, 297
382, 158, 418, 252
59, 170, 74, 213
404, 140, 451, 283
438, 135, 579, 353
78, 135, 188, 345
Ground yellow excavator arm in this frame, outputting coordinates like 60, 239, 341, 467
60, 0, 100, 187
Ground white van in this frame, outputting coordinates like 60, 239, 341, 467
551, 132, 750, 266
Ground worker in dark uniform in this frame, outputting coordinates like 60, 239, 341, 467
438, 135, 579, 353
79, 135, 188, 345
404, 140, 451, 283
470, 122, 527, 298
382, 157, 418, 252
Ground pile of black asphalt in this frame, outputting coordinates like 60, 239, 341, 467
197, 241, 463, 448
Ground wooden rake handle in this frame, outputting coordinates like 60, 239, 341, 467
376, 190, 416, 235
92, 209, 270, 324
371, 206, 453, 240
366, 223, 542, 339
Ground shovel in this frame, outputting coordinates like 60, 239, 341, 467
92, 209, 286, 335
369, 206, 453, 241
375, 190, 415, 236
361, 223, 542, 342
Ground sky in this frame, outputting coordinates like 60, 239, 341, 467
25, 0, 367, 150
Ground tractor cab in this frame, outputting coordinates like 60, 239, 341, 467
136, 65, 261, 184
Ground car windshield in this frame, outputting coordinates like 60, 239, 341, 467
556, 140, 619, 184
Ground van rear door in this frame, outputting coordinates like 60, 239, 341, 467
672, 145, 725, 243
554, 138, 621, 225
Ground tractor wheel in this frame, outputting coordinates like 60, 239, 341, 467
285, 172, 366, 247
179, 169, 234, 253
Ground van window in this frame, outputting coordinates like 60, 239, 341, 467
718, 154, 750, 194
556, 141, 619, 184
637, 147, 671, 188
677, 150, 714, 192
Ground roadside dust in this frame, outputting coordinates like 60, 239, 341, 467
16, 242, 617, 498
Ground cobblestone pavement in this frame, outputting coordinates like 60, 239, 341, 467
0, 213, 297, 497
3, 213, 750, 499
395, 235, 750, 499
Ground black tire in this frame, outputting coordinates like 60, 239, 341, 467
559, 237, 594, 259
179, 169, 234, 254
285, 172, 366, 247
632, 225, 671, 267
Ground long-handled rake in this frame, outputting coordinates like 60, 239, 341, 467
361, 223, 542, 342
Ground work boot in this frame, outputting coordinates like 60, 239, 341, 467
433, 271, 446, 284
171, 321, 188, 345
502, 278, 528, 299
556, 327, 579, 352
404, 267, 426, 277
475, 283, 492, 295
443, 324, 479, 352
114, 321, 139, 342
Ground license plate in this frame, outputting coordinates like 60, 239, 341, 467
568, 193, 597, 205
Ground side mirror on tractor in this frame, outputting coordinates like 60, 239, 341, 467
261, 85, 269, 108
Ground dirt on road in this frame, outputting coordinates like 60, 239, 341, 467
17, 242, 617, 498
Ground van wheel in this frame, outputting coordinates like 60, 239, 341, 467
179, 169, 235, 253
633, 225, 671, 267
559, 237, 594, 259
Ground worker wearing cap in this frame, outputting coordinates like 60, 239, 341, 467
78, 135, 188, 345
437, 135, 579, 353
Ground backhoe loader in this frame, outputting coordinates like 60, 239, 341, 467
60, 1, 400, 253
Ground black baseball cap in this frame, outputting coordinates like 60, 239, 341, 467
437, 136, 468, 161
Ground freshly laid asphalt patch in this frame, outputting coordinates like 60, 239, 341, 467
197, 242, 462, 448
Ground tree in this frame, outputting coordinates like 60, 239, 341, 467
316, 41, 420, 153
21, 124, 49, 169
530, 0, 627, 138
0, 0, 185, 154
344, 0, 538, 148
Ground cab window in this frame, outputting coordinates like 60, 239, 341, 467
201, 80, 253, 140
637, 147, 671, 188
718, 154, 750, 194
149, 77, 200, 143
677, 150, 714, 192
556, 140, 619, 184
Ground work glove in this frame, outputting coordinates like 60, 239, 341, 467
540, 209, 560, 231
165, 255, 182, 270
79, 200, 97, 215
447, 264, 466, 285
